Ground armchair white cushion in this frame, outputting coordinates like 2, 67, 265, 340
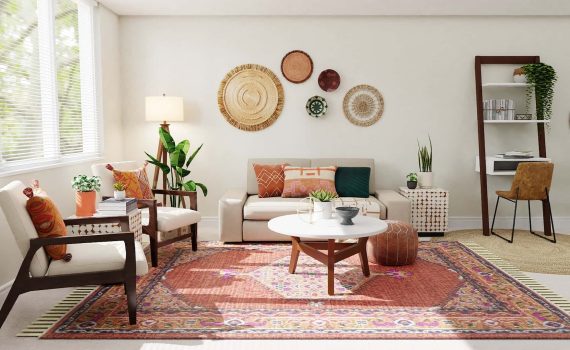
141, 207, 201, 232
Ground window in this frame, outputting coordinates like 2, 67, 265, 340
0, 0, 100, 175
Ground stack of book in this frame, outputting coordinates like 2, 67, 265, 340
495, 151, 534, 159
483, 99, 515, 120
97, 198, 137, 216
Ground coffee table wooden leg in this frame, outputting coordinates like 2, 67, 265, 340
327, 239, 335, 296
289, 236, 301, 274
358, 237, 370, 277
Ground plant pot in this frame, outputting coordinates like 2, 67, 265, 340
418, 172, 433, 189
313, 201, 333, 220
75, 191, 97, 217
513, 68, 527, 83
114, 190, 126, 201
406, 181, 418, 190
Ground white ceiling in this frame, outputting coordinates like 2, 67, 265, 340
98, 0, 570, 16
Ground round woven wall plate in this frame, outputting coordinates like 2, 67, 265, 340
218, 64, 284, 131
343, 84, 384, 127
281, 50, 313, 84
318, 69, 341, 92
306, 96, 327, 118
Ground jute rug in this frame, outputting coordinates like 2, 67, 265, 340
433, 230, 570, 275
26, 241, 570, 339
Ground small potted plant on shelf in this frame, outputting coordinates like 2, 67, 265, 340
113, 182, 126, 200
406, 173, 418, 189
309, 189, 338, 220
417, 136, 433, 188
71, 175, 101, 217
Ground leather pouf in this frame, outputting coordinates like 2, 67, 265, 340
367, 220, 418, 266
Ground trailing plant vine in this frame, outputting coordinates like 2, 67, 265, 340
522, 63, 557, 121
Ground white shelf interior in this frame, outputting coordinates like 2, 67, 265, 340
482, 82, 532, 87
483, 119, 550, 124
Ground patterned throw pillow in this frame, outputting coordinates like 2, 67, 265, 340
282, 166, 337, 198
253, 163, 286, 198
106, 164, 154, 200
23, 187, 72, 261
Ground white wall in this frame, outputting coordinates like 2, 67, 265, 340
0, 6, 123, 287
119, 16, 570, 220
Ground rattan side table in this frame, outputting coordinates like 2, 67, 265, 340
399, 187, 449, 237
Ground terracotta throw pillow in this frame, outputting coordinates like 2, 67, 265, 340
282, 166, 337, 198
253, 163, 287, 198
107, 164, 154, 200
23, 187, 72, 262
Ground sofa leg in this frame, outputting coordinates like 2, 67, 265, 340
191, 224, 198, 251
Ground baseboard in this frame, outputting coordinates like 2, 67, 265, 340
449, 216, 570, 233
0, 279, 14, 294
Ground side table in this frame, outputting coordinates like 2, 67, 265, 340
398, 187, 449, 237
66, 210, 144, 244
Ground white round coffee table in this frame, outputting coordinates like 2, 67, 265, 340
268, 214, 388, 295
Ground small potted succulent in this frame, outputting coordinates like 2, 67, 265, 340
309, 189, 338, 220
113, 182, 126, 200
71, 175, 101, 216
406, 172, 418, 189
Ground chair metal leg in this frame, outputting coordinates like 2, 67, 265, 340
491, 196, 500, 233
529, 189, 557, 243
528, 200, 533, 233
491, 190, 518, 243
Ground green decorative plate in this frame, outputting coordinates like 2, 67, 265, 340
306, 96, 327, 118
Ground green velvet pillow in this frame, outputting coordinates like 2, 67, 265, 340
335, 167, 371, 198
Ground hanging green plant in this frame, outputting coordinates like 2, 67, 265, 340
521, 63, 557, 121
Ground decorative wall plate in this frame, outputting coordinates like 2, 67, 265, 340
306, 96, 327, 118
343, 84, 384, 127
218, 64, 284, 131
318, 69, 341, 92
281, 50, 313, 84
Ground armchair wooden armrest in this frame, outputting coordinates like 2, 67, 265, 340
30, 232, 134, 250
152, 189, 197, 210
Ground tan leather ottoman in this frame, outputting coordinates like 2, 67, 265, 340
367, 220, 418, 266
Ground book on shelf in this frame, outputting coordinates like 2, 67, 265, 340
495, 151, 534, 159
95, 208, 138, 216
483, 99, 515, 120
97, 198, 137, 213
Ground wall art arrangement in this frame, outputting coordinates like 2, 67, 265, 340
218, 64, 284, 132
306, 96, 328, 118
343, 84, 384, 127
281, 50, 313, 84
318, 69, 341, 92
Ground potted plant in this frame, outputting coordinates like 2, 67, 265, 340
71, 175, 101, 216
406, 173, 418, 189
517, 63, 557, 122
417, 136, 433, 188
145, 128, 208, 207
113, 182, 126, 200
309, 189, 338, 220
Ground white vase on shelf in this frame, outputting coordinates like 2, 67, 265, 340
114, 190, 126, 200
418, 172, 433, 189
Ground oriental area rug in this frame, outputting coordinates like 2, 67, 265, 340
29, 241, 570, 339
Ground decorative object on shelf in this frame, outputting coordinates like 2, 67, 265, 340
309, 189, 338, 220
218, 64, 284, 131
520, 63, 557, 122
515, 113, 533, 121
417, 136, 433, 189
112, 182, 126, 201
513, 68, 527, 83
306, 96, 327, 118
483, 99, 515, 120
343, 84, 384, 127
318, 69, 341, 92
406, 172, 418, 189
399, 187, 449, 237
335, 206, 359, 225
145, 128, 207, 207
71, 175, 101, 217
281, 50, 313, 84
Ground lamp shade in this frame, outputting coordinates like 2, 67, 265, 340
145, 96, 184, 122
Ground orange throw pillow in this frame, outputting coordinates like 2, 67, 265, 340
23, 188, 72, 262
282, 166, 337, 198
253, 163, 287, 198
107, 164, 154, 200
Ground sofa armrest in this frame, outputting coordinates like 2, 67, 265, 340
219, 189, 248, 242
375, 189, 411, 223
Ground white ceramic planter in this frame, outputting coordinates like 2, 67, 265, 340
314, 201, 333, 220
418, 172, 433, 189
114, 190, 126, 200
513, 74, 527, 84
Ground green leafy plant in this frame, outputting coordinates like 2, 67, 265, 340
113, 182, 125, 191
71, 175, 101, 192
145, 128, 207, 206
521, 63, 557, 121
406, 173, 418, 182
417, 136, 433, 172
309, 189, 338, 202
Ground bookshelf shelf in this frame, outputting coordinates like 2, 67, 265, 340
482, 82, 531, 88
483, 119, 549, 124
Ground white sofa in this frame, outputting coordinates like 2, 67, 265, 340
219, 158, 411, 242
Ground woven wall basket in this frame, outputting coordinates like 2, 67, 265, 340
281, 50, 313, 83
343, 84, 384, 127
218, 64, 284, 132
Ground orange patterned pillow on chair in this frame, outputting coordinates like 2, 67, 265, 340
107, 164, 154, 200
282, 166, 337, 198
24, 188, 72, 261
253, 163, 287, 198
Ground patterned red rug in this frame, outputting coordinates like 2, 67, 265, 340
40, 241, 570, 339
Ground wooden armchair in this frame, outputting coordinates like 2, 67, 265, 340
0, 181, 148, 328
92, 161, 201, 267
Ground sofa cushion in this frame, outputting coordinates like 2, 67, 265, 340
141, 207, 201, 233
282, 166, 337, 198
335, 167, 371, 198
247, 159, 311, 195
311, 158, 375, 194
253, 163, 286, 198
